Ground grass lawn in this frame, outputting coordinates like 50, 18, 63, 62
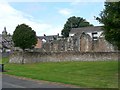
0, 57, 9, 64
3, 59, 118, 88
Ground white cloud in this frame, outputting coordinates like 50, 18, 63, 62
59, 8, 72, 16
0, 2, 62, 36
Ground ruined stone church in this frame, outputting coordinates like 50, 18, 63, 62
41, 26, 115, 52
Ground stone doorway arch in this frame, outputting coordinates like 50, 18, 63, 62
80, 33, 92, 52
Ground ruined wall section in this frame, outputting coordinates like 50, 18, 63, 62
9, 51, 119, 63
94, 36, 115, 52
80, 33, 92, 52
33, 32, 115, 52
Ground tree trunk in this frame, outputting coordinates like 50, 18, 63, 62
21, 50, 24, 64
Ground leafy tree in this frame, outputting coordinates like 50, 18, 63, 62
61, 16, 93, 38
12, 24, 37, 64
96, 2, 120, 50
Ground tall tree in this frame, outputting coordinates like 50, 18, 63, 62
96, 2, 120, 50
61, 16, 93, 38
12, 24, 37, 64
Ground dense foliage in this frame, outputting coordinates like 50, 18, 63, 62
12, 24, 37, 50
61, 16, 93, 38
96, 2, 120, 50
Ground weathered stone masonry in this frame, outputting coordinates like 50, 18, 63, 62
9, 52, 119, 63
41, 33, 115, 52
39, 26, 116, 52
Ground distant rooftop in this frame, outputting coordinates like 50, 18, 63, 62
37, 34, 59, 42
70, 26, 103, 34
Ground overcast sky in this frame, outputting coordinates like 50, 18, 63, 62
0, 0, 105, 36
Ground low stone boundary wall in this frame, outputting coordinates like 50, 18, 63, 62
9, 51, 119, 63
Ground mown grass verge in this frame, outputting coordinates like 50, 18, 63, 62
0, 57, 9, 64
3, 59, 118, 88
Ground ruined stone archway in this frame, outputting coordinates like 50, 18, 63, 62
80, 33, 92, 52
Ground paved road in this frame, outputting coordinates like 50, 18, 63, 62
2, 74, 77, 88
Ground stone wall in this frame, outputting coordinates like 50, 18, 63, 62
37, 32, 115, 53
9, 51, 119, 63
94, 37, 115, 52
